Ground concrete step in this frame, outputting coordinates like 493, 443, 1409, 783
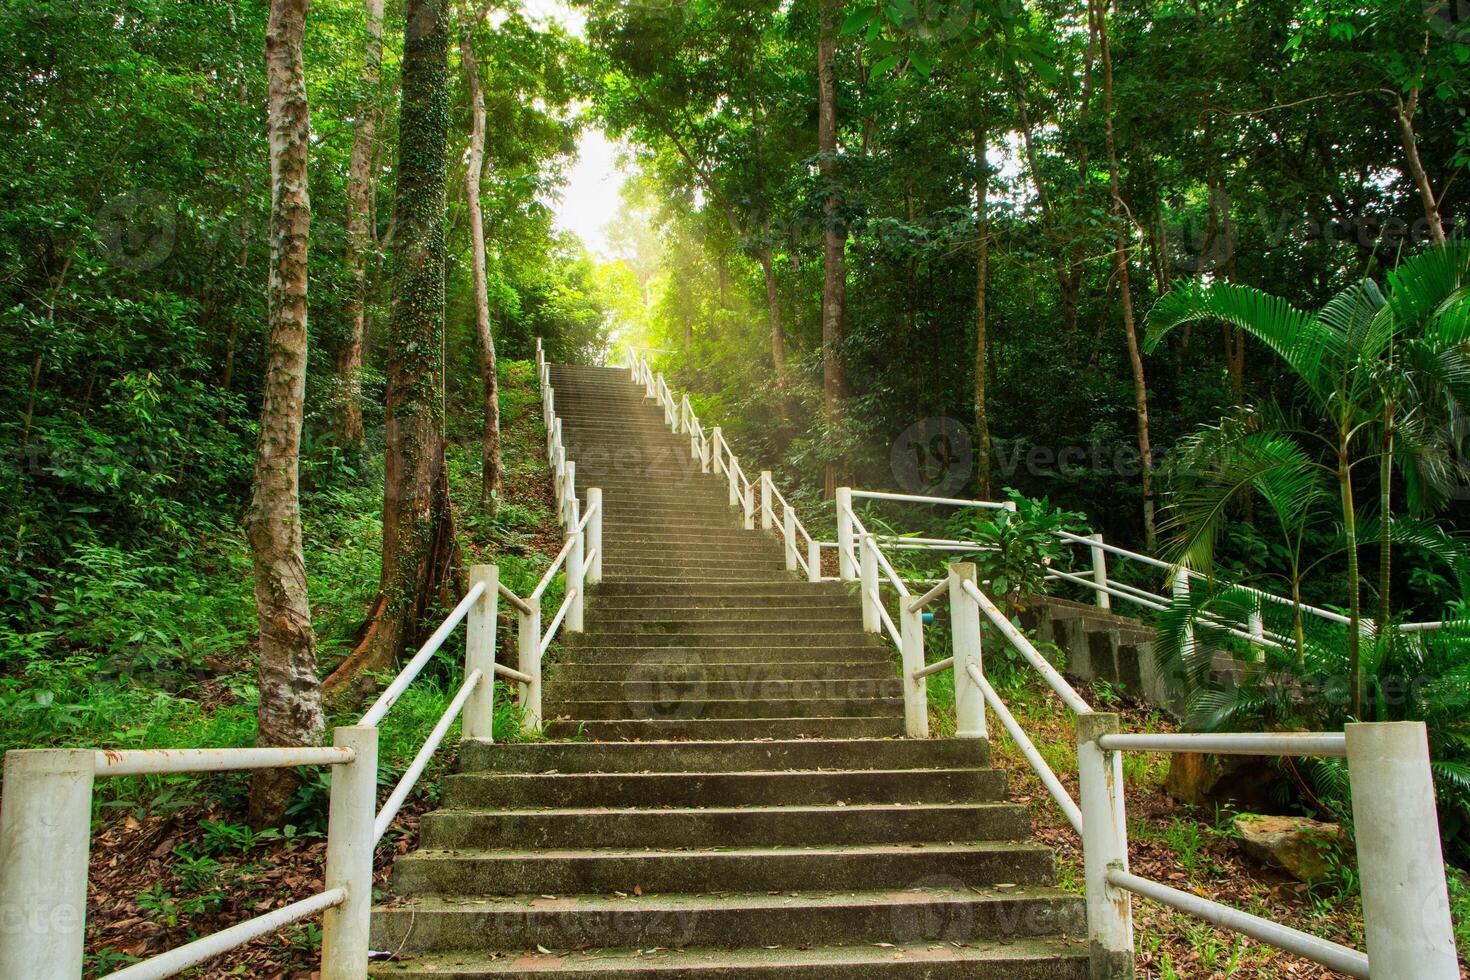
591, 593, 856, 611
367, 940, 1089, 978
372, 885, 1082, 953
551, 661, 893, 683
420, 800, 1028, 850
455, 738, 991, 773
544, 695, 903, 720
395, 841, 1054, 896
588, 608, 860, 626
550, 678, 902, 702
441, 767, 1001, 809
592, 582, 848, 598
543, 716, 907, 740
564, 632, 879, 648
553, 645, 890, 663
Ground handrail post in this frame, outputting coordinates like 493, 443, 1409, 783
1090, 532, 1111, 610
836, 486, 856, 580
727, 454, 740, 508
689, 424, 701, 465
742, 480, 755, 530
463, 565, 498, 741
568, 524, 586, 633
320, 725, 378, 980
562, 460, 576, 528
1078, 712, 1134, 979
587, 488, 603, 586
643, 363, 656, 399
760, 471, 774, 530
1346, 722, 1459, 978
807, 538, 822, 583
0, 749, 94, 979
679, 393, 691, 434
518, 604, 542, 731
900, 598, 929, 738
711, 426, 723, 474
782, 503, 799, 571
948, 563, 986, 739
860, 534, 880, 633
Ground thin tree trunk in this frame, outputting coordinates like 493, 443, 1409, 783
324, 0, 462, 701
460, 1, 500, 512
818, 0, 846, 497
1392, 90, 1446, 246
248, 0, 323, 828
757, 242, 786, 386
1339, 448, 1363, 718
337, 0, 386, 448
1377, 415, 1394, 642
1097, 0, 1156, 547
974, 123, 992, 498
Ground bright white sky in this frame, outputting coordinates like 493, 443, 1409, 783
520, 0, 631, 260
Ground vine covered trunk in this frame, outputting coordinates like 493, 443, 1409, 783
323, 0, 462, 701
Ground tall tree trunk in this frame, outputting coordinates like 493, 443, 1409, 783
337, 0, 386, 448
323, 0, 461, 701
1392, 89, 1447, 246
818, 0, 846, 497
460, 1, 500, 513
974, 123, 992, 498
248, 0, 323, 828
1097, 0, 1156, 547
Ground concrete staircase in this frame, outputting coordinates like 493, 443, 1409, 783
370, 364, 1088, 977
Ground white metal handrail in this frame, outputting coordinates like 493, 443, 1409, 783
843, 487, 1450, 647
1, 735, 370, 980
935, 556, 1458, 979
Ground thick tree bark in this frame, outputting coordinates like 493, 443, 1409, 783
1393, 90, 1447, 246
818, 0, 846, 497
323, 0, 461, 701
337, 0, 386, 448
460, 1, 501, 513
1096, 0, 1156, 547
974, 124, 992, 499
248, 0, 323, 828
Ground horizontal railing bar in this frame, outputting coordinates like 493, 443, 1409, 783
1097, 732, 1346, 757
1055, 529, 1172, 570
1044, 569, 1169, 612
494, 663, 533, 684
909, 578, 950, 612
95, 746, 354, 778
962, 578, 1093, 715
530, 534, 577, 602
374, 671, 482, 842
849, 489, 1012, 509
867, 585, 902, 650
1107, 869, 1368, 977
972, 664, 1083, 834
361, 580, 487, 727
497, 582, 534, 616
866, 538, 913, 599
539, 588, 578, 656
104, 887, 348, 980
912, 656, 954, 679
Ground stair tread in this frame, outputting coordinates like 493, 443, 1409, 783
368, 938, 1088, 974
